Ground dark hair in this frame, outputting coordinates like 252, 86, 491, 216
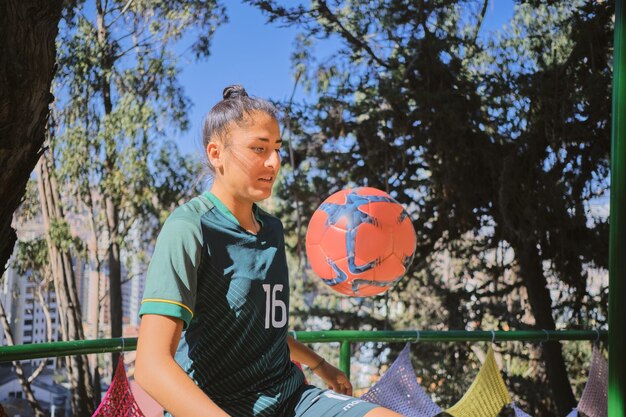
202, 85, 279, 152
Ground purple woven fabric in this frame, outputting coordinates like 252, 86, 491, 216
361, 343, 442, 417
510, 402, 533, 417
92, 356, 146, 417
578, 347, 608, 417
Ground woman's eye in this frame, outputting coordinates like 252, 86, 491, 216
252, 147, 265, 153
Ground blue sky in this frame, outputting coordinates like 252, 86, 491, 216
175, 1, 517, 156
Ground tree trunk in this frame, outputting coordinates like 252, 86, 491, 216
27, 278, 54, 383
37, 155, 96, 417
96, 0, 123, 370
84, 192, 104, 405
515, 240, 576, 416
0, 300, 46, 417
0, 0, 62, 278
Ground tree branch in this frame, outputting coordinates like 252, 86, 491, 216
316, 1, 389, 69
470, 0, 489, 44
105, 0, 135, 29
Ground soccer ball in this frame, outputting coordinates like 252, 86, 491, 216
305, 187, 416, 297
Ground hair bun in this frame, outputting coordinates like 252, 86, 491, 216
223, 85, 248, 100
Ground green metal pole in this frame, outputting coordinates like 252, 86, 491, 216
0, 331, 607, 362
340, 340, 351, 380
294, 330, 606, 343
610, 0, 626, 415
0, 337, 138, 362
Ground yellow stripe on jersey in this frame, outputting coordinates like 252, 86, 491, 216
142, 298, 194, 317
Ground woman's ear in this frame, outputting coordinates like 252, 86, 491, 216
207, 141, 223, 170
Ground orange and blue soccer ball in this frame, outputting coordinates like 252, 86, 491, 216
305, 187, 417, 297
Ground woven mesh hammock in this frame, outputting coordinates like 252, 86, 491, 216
578, 347, 608, 417
510, 402, 533, 417
92, 356, 145, 417
445, 346, 511, 417
509, 347, 608, 417
361, 343, 442, 417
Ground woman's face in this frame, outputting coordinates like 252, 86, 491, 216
208, 111, 282, 203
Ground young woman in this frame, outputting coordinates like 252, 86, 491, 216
135, 85, 402, 417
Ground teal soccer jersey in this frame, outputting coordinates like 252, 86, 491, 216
139, 192, 305, 416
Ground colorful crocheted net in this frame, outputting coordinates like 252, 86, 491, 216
445, 346, 511, 417
578, 347, 608, 417
361, 343, 441, 417
510, 402, 533, 417
92, 356, 145, 417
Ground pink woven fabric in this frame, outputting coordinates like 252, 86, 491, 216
92, 356, 146, 417
578, 347, 608, 417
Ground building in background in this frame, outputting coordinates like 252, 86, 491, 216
0, 214, 154, 408
0, 262, 59, 368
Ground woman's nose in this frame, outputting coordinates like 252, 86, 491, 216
265, 150, 280, 168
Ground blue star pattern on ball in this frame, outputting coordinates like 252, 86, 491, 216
318, 191, 397, 288
306, 187, 417, 296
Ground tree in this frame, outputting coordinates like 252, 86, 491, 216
250, 1, 611, 415
0, 0, 63, 279
0, 301, 46, 417
54, 0, 225, 355
474, 2, 612, 412
1, 0, 220, 412
2, 233, 66, 417
36, 148, 97, 415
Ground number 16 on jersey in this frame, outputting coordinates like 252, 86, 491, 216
263, 284, 287, 329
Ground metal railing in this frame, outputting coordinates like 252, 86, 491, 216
0, 330, 608, 380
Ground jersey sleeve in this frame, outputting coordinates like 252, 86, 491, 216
139, 212, 203, 329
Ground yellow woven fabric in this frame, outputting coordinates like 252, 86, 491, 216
445, 346, 511, 417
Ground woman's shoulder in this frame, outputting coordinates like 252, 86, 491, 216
153, 196, 213, 249
165, 194, 215, 226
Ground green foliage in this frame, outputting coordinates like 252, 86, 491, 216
49, 218, 85, 255
14, 179, 42, 222
12, 238, 49, 277
51, 0, 224, 277
253, 0, 611, 414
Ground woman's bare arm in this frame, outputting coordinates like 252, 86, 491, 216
287, 335, 352, 395
135, 314, 231, 417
